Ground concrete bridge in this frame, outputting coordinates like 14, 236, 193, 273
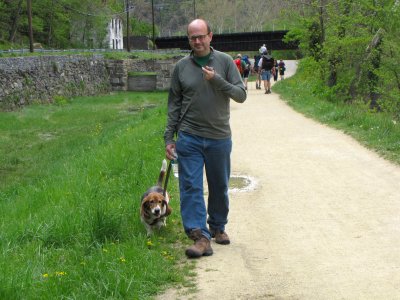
155, 30, 299, 52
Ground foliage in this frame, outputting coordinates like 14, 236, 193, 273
0, 0, 125, 49
103, 50, 186, 60
130, 17, 158, 37
2, 0, 398, 117
0, 0, 314, 50
285, 0, 400, 118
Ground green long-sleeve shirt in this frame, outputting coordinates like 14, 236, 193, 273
164, 48, 247, 145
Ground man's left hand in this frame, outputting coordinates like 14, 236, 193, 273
202, 66, 215, 80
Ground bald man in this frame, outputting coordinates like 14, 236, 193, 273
164, 19, 247, 258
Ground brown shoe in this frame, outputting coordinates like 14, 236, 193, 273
210, 228, 230, 245
185, 229, 213, 258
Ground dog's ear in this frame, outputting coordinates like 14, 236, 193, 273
163, 199, 172, 216
141, 197, 151, 218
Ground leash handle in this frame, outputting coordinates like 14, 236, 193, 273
163, 160, 173, 197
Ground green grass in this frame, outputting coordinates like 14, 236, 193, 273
128, 71, 157, 77
0, 92, 195, 299
273, 62, 400, 165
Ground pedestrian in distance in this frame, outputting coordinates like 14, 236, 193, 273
234, 53, 247, 81
242, 54, 251, 91
258, 51, 275, 94
273, 59, 279, 82
253, 53, 262, 89
164, 18, 247, 259
278, 59, 286, 80
259, 43, 267, 54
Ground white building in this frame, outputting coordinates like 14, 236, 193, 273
107, 18, 123, 50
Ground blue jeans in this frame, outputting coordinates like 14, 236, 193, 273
261, 70, 271, 81
176, 131, 232, 240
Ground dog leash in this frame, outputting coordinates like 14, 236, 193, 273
163, 160, 173, 197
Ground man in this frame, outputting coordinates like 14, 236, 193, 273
258, 51, 275, 94
164, 19, 247, 258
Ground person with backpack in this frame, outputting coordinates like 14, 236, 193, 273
234, 54, 247, 79
258, 51, 275, 94
278, 59, 286, 80
242, 54, 251, 91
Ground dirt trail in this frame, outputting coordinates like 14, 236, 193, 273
159, 61, 400, 300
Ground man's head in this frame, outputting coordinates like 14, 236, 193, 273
237, 54, 242, 59
187, 19, 213, 57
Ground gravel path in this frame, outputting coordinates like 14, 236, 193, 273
158, 61, 400, 299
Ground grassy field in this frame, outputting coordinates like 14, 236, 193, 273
0, 92, 194, 299
273, 61, 400, 166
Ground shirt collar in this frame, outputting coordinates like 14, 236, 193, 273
189, 46, 215, 61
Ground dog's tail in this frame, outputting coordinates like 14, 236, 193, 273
156, 159, 168, 187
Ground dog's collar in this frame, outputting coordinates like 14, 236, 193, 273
149, 214, 165, 226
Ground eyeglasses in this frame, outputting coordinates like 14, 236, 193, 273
188, 33, 209, 42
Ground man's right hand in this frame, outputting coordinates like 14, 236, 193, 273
165, 144, 177, 160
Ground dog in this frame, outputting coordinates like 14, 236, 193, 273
140, 159, 172, 235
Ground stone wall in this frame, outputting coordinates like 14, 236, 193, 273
106, 56, 182, 91
0, 54, 183, 110
0, 55, 110, 110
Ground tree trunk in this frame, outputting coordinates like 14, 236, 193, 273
27, 0, 34, 52
47, 0, 55, 46
327, 1, 351, 88
318, 0, 325, 46
8, 0, 23, 42
327, 58, 338, 87
127, 0, 131, 52
82, 17, 88, 45
349, 28, 385, 102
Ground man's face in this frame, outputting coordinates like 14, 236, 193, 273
187, 20, 212, 56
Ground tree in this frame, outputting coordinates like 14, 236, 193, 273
9, 0, 23, 43
285, 0, 400, 117
27, 0, 33, 52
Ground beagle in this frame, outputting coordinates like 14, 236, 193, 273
140, 160, 172, 235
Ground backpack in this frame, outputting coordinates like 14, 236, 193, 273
243, 56, 251, 70
261, 54, 274, 71
234, 58, 243, 74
